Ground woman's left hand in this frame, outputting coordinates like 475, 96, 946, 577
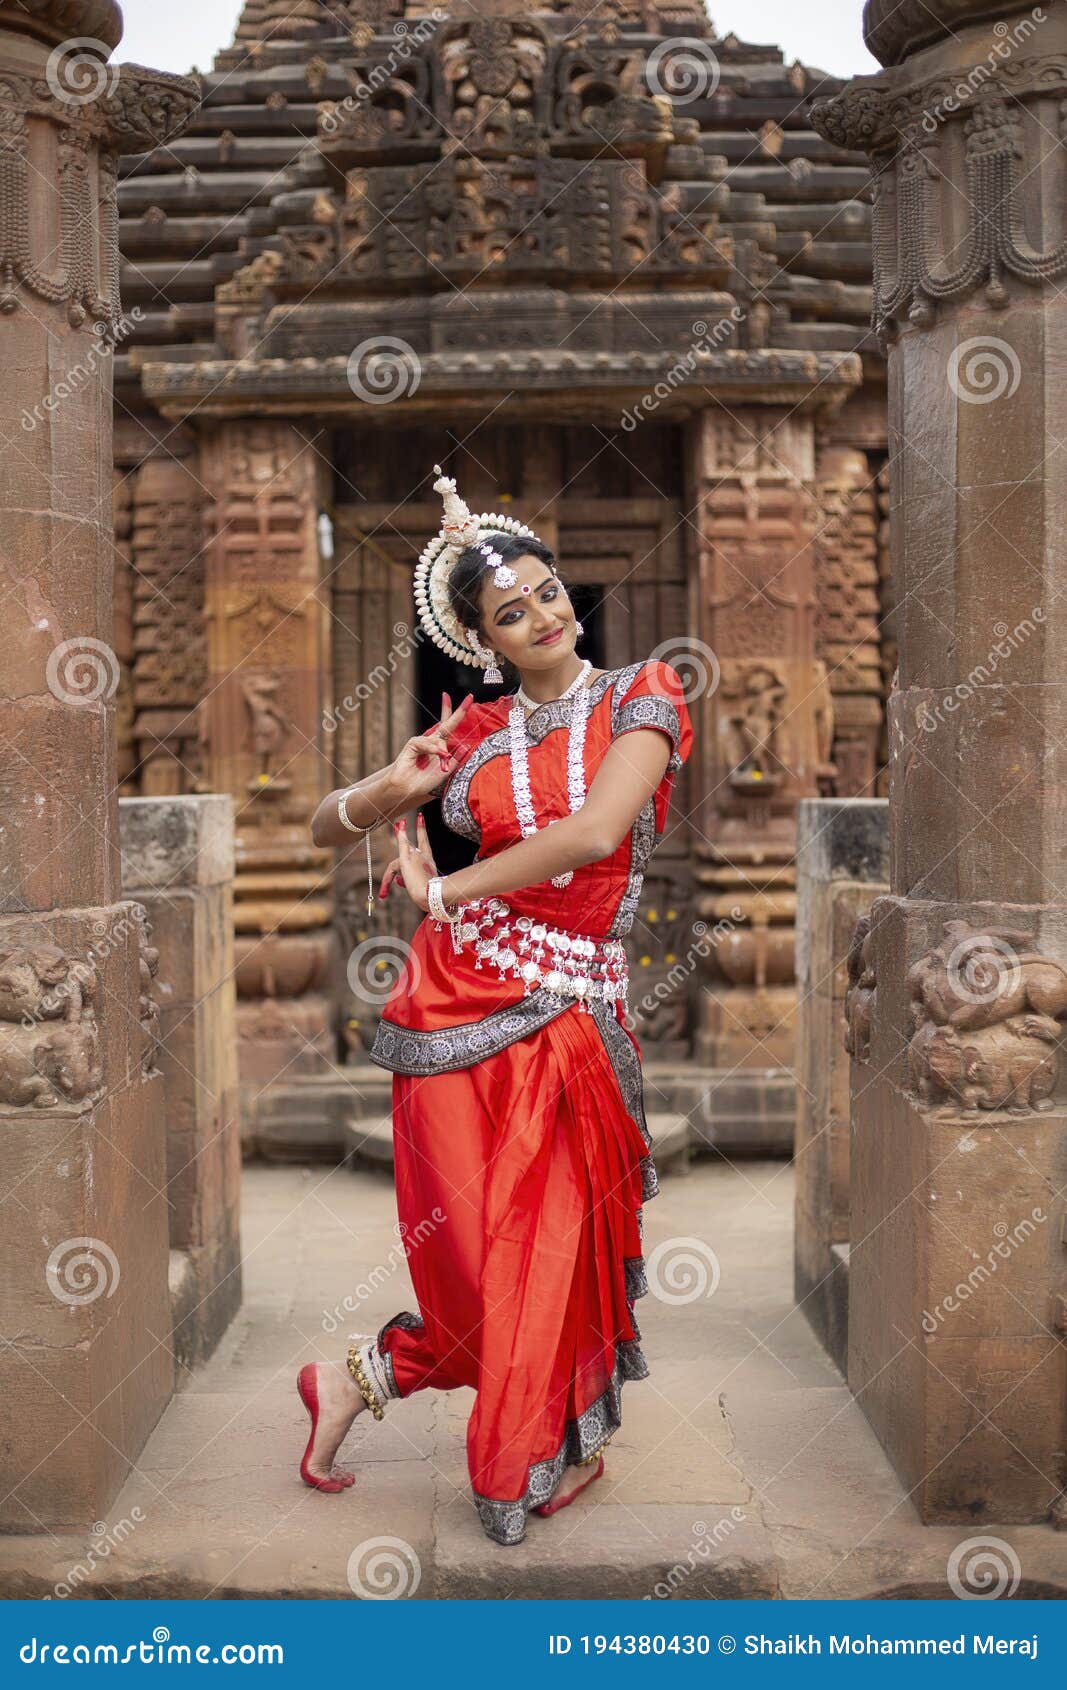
388, 814, 436, 912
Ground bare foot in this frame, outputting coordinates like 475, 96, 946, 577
301, 1360, 366, 1485
551, 1455, 605, 1505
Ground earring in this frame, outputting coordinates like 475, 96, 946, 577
575, 620, 584, 639
468, 628, 504, 687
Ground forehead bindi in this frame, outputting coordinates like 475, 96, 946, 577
487, 563, 555, 612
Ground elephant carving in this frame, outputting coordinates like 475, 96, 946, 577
906, 921, 1067, 1112
0, 1021, 102, 1109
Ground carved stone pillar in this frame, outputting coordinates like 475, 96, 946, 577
813, 446, 883, 795
813, 0, 1067, 1522
0, 3, 197, 1526
794, 798, 889, 1375
130, 455, 206, 796
686, 407, 832, 1149
200, 422, 334, 1138
119, 797, 241, 1371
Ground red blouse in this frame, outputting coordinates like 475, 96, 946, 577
370, 660, 693, 1075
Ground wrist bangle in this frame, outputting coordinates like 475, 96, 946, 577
428, 876, 462, 923
333, 790, 376, 918
337, 787, 366, 833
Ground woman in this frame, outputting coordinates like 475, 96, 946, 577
301, 465, 693, 1546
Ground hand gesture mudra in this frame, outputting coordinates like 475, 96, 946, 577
380, 813, 437, 912
391, 690, 474, 803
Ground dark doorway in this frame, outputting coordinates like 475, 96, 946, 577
416, 583, 606, 874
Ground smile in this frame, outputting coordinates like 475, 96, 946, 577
535, 627, 565, 646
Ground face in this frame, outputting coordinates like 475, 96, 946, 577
478, 553, 577, 671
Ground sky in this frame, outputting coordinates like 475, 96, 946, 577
118, 0, 879, 80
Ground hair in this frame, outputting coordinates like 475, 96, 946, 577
447, 532, 563, 690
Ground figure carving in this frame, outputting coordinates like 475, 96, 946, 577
908, 1015, 1059, 1114
843, 913, 876, 1064
721, 663, 787, 777
0, 945, 96, 1027
128, 905, 161, 1078
242, 674, 290, 778
0, 944, 103, 1109
905, 921, 1067, 1112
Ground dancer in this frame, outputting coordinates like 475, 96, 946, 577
302, 464, 693, 1545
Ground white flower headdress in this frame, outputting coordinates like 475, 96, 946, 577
413, 463, 547, 668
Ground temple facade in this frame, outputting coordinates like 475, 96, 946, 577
112, 0, 890, 1149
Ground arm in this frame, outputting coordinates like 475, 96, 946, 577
395, 726, 671, 909
310, 764, 421, 848
310, 691, 474, 848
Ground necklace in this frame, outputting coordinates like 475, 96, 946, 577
516, 659, 592, 714
509, 659, 592, 889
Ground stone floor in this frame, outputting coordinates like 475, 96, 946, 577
3, 1158, 1065, 1600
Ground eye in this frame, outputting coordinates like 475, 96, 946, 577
496, 581, 560, 626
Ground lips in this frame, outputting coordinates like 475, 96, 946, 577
535, 627, 564, 646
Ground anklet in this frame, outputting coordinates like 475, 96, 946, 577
346, 1342, 386, 1420
576, 1437, 611, 1466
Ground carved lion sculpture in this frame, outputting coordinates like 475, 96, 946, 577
0, 946, 97, 1026
908, 920, 1067, 1032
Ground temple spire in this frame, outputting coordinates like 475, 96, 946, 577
233, 0, 326, 43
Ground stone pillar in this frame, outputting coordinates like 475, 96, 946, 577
813, 0, 1067, 1521
0, 4, 197, 1525
199, 422, 335, 1141
119, 797, 242, 1371
794, 799, 889, 1374
686, 407, 833, 1150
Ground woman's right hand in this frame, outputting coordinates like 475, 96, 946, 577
390, 690, 475, 801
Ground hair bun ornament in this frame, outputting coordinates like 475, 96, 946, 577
413, 461, 546, 668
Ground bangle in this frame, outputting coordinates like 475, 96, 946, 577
337, 787, 366, 833
427, 876, 462, 923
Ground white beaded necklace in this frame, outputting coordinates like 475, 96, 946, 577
509, 659, 592, 890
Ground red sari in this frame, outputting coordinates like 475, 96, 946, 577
366, 659, 693, 1545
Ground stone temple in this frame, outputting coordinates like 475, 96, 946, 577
111, 0, 888, 1160
3, 0, 1067, 1598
